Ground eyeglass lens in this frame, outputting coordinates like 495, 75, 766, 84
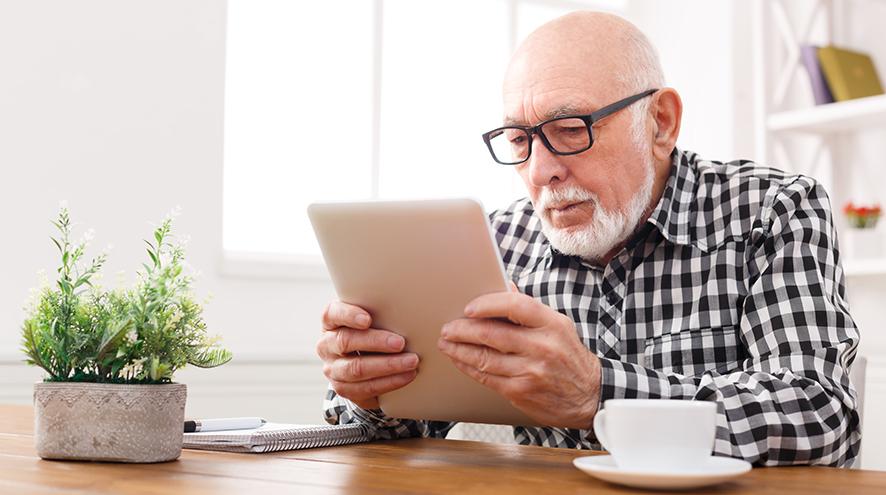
487, 117, 591, 164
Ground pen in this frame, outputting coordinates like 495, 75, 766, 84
184, 417, 267, 433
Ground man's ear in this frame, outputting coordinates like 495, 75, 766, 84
649, 88, 682, 162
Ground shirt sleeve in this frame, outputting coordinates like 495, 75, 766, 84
323, 385, 455, 440
598, 176, 861, 467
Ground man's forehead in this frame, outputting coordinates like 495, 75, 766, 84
501, 68, 618, 126
501, 84, 606, 126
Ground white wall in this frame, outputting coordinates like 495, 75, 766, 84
0, 0, 332, 422
626, 1, 737, 160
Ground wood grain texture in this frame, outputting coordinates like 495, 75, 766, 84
1, 404, 885, 494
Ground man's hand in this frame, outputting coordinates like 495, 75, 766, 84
317, 301, 419, 410
437, 287, 601, 429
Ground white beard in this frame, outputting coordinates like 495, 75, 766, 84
535, 158, 655, 263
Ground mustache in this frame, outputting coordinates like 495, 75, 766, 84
537, 185, 598, 210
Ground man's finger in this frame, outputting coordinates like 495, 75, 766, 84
437, 339, 526, 376
440, 318, 526, 354
464, 291, 548, 327
322, 301, 372, 331
329, 370, 418, 401
449, 359, 511, 395
325, 353, 419, 383
320, 328, 405, 356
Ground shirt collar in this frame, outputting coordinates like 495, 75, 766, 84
645, 148, 696, 248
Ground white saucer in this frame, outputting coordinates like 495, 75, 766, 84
572, 455, 752, 490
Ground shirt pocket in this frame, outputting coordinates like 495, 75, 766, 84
643, 326, 741, 377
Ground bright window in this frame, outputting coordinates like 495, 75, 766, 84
223, 0, 627, 257
223, 1, 374, 256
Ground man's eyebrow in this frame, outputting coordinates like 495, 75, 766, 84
503, 104, 591, 126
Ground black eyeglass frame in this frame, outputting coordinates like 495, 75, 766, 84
481, 88, 659, 165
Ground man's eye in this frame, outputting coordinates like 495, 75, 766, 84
509, 135, 526, 145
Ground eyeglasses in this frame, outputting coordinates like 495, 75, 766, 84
481, 89, 658, 165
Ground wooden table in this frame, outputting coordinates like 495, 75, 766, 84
2, 405, 885, 494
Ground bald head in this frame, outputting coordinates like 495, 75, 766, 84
504, 11, 664, 114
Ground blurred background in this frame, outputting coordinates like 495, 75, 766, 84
1, 0, 885, 468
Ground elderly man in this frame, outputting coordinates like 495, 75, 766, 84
316, 12, 860, 466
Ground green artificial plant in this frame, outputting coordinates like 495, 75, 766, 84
21, 207, 231, 383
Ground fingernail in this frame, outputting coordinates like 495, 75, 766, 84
401, 354, 419, 368
387, 335, 404, 350
440, 323, 451, 338
437, 338, 450, 351
355, 314, 370, 327
464, 304, 476, 316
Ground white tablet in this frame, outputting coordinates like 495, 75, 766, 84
308, 198, 537, 426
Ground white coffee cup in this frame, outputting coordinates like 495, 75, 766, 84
592, 399, 717, 472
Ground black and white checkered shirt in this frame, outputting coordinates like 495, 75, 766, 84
323, 148, 861, 467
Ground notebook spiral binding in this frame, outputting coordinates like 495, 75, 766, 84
254, 423, 371, 453
184, 422, 371, 453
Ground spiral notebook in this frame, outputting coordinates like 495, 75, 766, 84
183, 422, 371, 453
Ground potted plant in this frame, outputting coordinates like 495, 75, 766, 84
844, 202, 881, 229
22, 206, 232, 463
842, 202, 883, 260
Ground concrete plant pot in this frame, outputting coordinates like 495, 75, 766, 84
33, 382, 187, 463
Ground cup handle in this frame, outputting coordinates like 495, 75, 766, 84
593, 409, 609, 451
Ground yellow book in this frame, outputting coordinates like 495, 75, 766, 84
817, 45, 884, 101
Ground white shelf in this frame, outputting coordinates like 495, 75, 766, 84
767, 94, 886, 134
844, 257, 886, 277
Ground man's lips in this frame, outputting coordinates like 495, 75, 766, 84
548, 201, 587, 212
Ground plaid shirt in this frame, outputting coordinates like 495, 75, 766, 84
323, 148, 861, 467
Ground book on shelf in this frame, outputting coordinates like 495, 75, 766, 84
817, 45, 884, 102
183, 422, 371, 453
800, 44, 835, 105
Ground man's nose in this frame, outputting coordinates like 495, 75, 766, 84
526, 138, 569, 187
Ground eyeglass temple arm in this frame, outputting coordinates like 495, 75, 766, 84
589, 89, 658, 123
